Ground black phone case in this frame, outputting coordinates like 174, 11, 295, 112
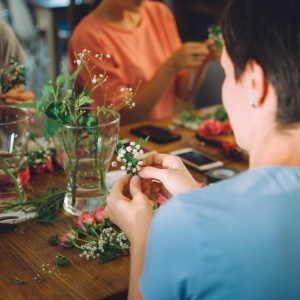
130, 125, 181, 144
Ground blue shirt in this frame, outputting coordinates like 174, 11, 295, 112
140, 166, 300, 300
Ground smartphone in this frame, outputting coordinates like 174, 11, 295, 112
170, 148, 223, 171
130, 125, 181, 144
121, 139, 157, 158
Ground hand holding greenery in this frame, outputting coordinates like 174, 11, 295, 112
208, 25, 223, 51
0, 57, 27, 93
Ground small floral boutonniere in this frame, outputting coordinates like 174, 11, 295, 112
112, 137, 149, 176
208, 25, 223, 51
0, 56, 27, 93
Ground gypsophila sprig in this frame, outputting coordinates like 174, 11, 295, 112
112, 137, 149, 176
34, 259, 71, 283
0, 57, 27, 93
208, 25, 223, 51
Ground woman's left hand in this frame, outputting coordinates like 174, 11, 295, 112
0, 85, 36, 114
105, 175, 154, 244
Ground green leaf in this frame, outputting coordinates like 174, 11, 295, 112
48, 235, 59, 246
44, 102, 58, 119
68, 65, 82, 83
41, 82, 53, 99
56, 74, 65, 87
44, 118, 63, 139
55, 254, 71, 267
13, 277, 25, 284
78, 96, 94, 106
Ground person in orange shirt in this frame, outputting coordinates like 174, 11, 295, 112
68, 0, 219, 124
0, 20, 35, 108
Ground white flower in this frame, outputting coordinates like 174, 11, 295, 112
106, 54, 111, 58
76, 59, 81, 65
120, 166, 126, 171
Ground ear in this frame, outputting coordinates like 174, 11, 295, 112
244, 60, 267, 107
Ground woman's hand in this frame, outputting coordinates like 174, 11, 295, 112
167, 42, 210, 73
105, 175, 154, 243
0, 85, 36, 114
139, 153, 199, 199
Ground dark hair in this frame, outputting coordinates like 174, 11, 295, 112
221, 0, 300, 125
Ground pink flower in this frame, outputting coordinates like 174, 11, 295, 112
197, 119, 222, 136
46, 156, 54, 172
19, 165, 30, 186
220, 121, 232, 134
93, 207, 106, 224
75, 213, 94, 232
59, 231, 75, 248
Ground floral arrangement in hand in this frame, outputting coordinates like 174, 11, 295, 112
208, 25, 223, 51
0, 57, 27, 94
111, 137, 149, 176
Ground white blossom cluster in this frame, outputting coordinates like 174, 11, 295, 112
74, 49, 109, 87
79, 228, 130, 261
112, 140, 145, 176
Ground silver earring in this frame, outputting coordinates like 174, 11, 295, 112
250, 100, 255, 107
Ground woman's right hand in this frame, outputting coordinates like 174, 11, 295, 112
138, 153, 199, 199
167, 42, 210, 73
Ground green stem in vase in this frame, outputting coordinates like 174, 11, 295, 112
0, 157, 23, 202
71, 129, 80, 207
99, 168, 108, 197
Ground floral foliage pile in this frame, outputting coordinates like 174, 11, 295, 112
197, 119, 232, 136
51, 193, 168, 262
50, 207, 130, 262
19, 137, 57, 186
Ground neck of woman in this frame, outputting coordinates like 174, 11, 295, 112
93, 2, 142, 29
249, 126, 300, 169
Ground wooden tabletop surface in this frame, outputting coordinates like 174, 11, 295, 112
0, 106, 249, 300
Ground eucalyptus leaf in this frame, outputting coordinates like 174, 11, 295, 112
56, 74, 65, 87
44, 118, 63, 139
68, 65, 82, 82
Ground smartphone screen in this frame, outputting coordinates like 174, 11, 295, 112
171, 148, 223, 171
130, 125, 181, 144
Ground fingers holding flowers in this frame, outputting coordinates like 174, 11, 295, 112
105, 175, 153, 243
139, 153, 199, 198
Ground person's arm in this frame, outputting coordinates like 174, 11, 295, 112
105, 175, 154, 300
1, 84, 34, 104
176, 39, 221, 101
0, 85, 36, 115
119, 42, 212, 123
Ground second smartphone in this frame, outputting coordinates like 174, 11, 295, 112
170, 148, 223, 171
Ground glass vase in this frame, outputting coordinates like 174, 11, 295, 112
0, 106, 31, 204
52, 109, 120, 216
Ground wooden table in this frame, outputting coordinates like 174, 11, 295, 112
0, 106, 248, 299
